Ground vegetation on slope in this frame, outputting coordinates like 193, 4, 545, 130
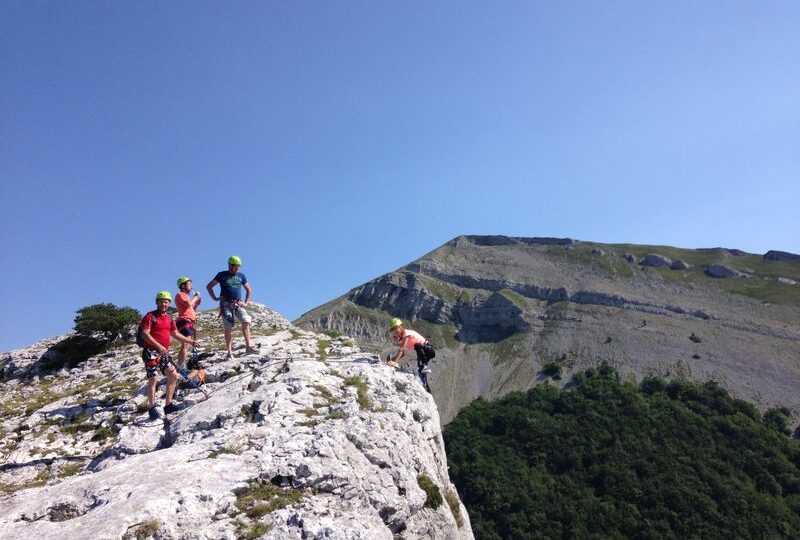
547, 242, 800, 305
444, 364, 800, 539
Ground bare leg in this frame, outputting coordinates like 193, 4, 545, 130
243, 322, 252, 348
224, 326, 233, 355
178, 342, 188, 369
146, 376, 158, 407
164, 367, 178, 406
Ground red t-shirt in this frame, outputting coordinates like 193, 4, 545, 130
141, 311, 176, 349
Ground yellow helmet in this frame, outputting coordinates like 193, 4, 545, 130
156, 291, 172, 301
389, 317, 403, 330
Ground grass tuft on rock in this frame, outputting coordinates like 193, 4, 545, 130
343, 375, 372, 410
445, 489, 464, 528
417, 474, 443, 509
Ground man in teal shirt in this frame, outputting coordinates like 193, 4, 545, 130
206, 255, 258, 359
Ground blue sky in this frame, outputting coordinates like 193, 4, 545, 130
1, 1, 798, 351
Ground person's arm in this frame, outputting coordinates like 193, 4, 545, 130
206, 279, 219, 301
191, 292, 201, 309
242, 283, 252, 305
387, 336, 409, 363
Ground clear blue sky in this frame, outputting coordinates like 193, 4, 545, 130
1, 1, 798, 351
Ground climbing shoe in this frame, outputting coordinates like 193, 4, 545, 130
163, 402, 182, 415
148, 406, 162, 421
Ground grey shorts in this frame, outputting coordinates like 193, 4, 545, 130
221, 302, 252, 329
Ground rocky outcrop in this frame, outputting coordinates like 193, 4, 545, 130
705, 264, 745, 278
764, 250, 800, 262
639, 254, 672, 268
453, 292, 529, 343
347, 273, 452, 324
670, 260, 690, 270
449, 235, 575, 248
0, 305, 472, 540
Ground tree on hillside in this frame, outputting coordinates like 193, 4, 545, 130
74, 303, 140, 342
444, 363, 800, 540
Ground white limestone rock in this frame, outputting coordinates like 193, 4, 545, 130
0, 307, 473, 540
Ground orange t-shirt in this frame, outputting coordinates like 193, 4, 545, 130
398, 329, 427, 350
175, 292, 196, 321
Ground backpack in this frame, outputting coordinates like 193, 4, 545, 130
179, 368, 206, 390
135, 311, 159, 348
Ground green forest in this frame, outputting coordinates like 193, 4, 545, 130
443, 364, 800, 539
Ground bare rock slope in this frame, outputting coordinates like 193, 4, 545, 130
297, 235, 800, 424
0, 304, 472, 540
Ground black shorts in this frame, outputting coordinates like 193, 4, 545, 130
142, 350, 171, 378
414, 343, 436, 363
176, 318, 195, 338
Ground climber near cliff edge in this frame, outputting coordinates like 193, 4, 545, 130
386, 317, 435, 393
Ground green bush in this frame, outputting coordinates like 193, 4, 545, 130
74, 303, 140, 341
37, 334, 108, 372
764, 407, 792, 435
541, 361, 562, 379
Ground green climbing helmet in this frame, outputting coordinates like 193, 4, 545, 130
176, 276, 191, 289
389, 317, 403, 330
156, 291, 172, 301
228, 255, 242, 266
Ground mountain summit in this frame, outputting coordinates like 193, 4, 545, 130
297, 235, 800, 424
0, 304, 472, 539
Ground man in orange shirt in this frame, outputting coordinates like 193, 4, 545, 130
174, 276, 202, 370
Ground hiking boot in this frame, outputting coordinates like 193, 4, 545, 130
164, 402, 182, 415
148, 406, 162, 421
225, 352, 234, 361
245, 346, 259, 355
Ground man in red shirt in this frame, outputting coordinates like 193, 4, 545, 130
141, 291, 196, 420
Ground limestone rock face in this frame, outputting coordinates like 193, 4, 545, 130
0, 304, 473, 540
297, 235, 800, 425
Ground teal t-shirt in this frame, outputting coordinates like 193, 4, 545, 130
215, 271, 247, 301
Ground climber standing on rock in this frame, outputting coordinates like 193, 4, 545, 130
140, 291, 196, 419
206, 255, 258, 360
174, 277, 201, 370
386, 317, 435, 393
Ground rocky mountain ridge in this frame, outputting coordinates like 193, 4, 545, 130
297, 235, 800, 424
0, 304, 472, 539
